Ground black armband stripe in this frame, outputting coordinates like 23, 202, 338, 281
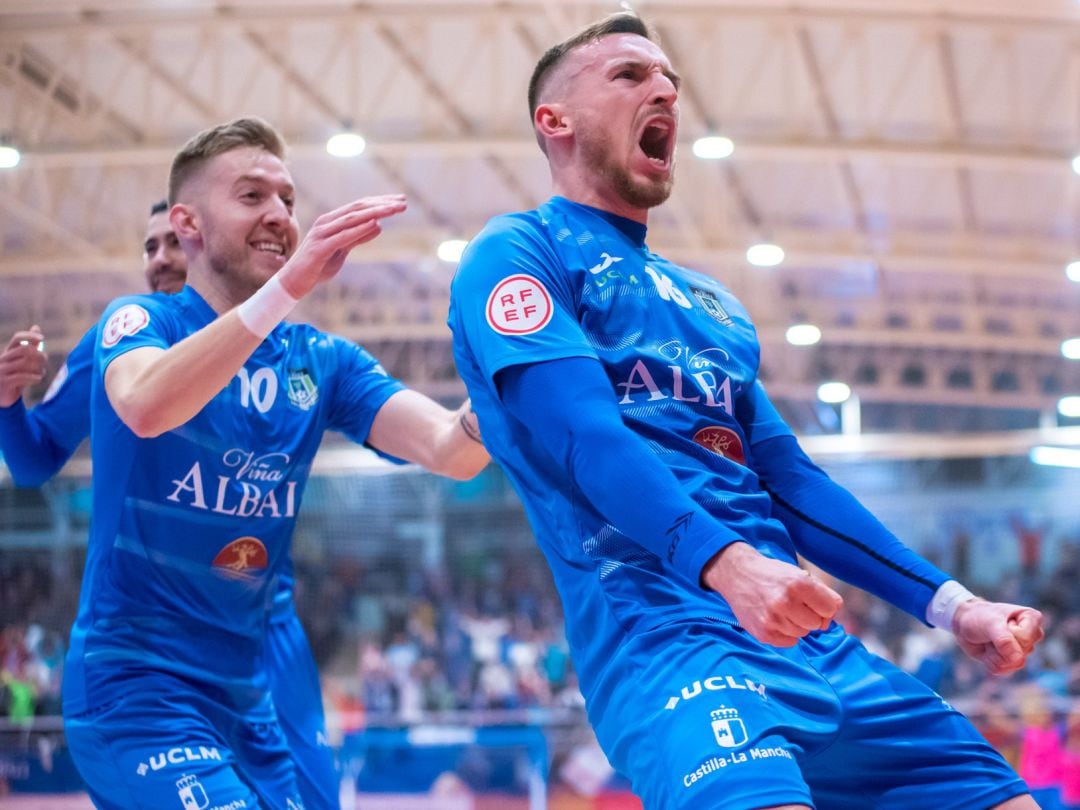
763, 485, 939, 591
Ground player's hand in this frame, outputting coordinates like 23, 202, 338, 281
0, 326, 47, 407
701, 542, 844, 647
277, 194, 407, 298
952, 599, 1044, 675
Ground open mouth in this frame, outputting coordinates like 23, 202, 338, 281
638, 119, 674, 167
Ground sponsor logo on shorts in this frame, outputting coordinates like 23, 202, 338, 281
693, 426, 746, 465
681, 746, 793, 789
286, 368, 318, 411
137, 746, 222, 777
176, 773, 249, 810
102, 304, 150, 347
664, 674, 767, 711
212, 537, 269, 580
711, 706, 748, 748
485, 275, 553, 335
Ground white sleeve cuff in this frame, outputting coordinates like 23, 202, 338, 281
925, 580, 977, 630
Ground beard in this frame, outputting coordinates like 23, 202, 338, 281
580, 125, 674, 209
205, 230, 268, 300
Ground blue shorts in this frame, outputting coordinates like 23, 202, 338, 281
65, 671, 304, 810
589, 622, 1029, 810
267, 609, 338, 810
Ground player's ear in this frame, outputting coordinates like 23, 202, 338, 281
169, 203, 200, 242
535, 102, 572, 143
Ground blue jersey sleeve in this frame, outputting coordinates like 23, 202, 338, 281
96, 294, 180, 375
325, 336, 407, 447
0, 328, 94, 486
498, 357, 744, 586
452, 214, 597, 381
748, 417, 950, 622
736, 381, 795, 449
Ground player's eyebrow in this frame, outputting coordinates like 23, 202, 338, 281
610, 58, 682, 90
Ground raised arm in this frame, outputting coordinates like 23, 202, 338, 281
0, 327, 93, 485
106, 196, 406, 438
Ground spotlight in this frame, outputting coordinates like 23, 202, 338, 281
747, 243, 784, 267
437, 239, 468, 263
817, 381, 851, 404
326, 132, 366, 158
692, 135, 734, 160
0, 144, 20, 169
785, 324, 821, 346
1059, 396, 1080, 419
1030, 446, 1080, 468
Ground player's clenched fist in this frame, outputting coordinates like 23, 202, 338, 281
278, 194, 408, 299
952, 599, 1044, 675
702, 541, 844, 647
0, 326, 47, 407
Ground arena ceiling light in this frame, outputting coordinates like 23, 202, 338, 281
0, 144, 20, 169
326, 131, 366, 158
817, 381, 851, 404
692, 135, 734, 160
437, 239, 468, 263
1062, 337, 1080, 360
785, 324, 821, 346
1059, 396, 1080, 419
1029, 446, 1080, 468
1067, 261, 1080, 283
1073, 153, 1080, 175
746, 242, 784, 267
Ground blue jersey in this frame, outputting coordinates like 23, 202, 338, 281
64, 285, 404, 717
449, 197, 799, 696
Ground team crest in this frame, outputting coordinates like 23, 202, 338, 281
690, 287, 733, 326
176, 774, 208, 810
711, 706, 748, 749
212, 537, 268, 581
286, 368, 319, 411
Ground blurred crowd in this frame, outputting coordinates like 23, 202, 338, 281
2, 520, 1080, 804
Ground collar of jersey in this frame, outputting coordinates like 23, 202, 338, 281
177, 284, 220, 328
548, 196, 648, 248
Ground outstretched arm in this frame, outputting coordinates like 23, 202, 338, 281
498, 357, 843, 647
106, 196, 406, 437
367, 392, 488, 480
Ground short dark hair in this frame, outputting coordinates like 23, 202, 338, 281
149, 199, 168, 216
168, 117, 286, 204
527, 12, 657, 121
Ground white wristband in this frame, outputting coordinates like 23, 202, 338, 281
236, 275, 298, 339
925, 580, 977, 631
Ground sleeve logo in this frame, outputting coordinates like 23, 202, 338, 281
102, 304, 150, 348
485, 275, 553, 335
